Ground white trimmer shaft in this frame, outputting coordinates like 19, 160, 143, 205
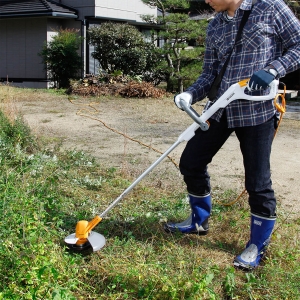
64, 79, 279, 254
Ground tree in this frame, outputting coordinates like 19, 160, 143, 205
285, 0, 300, 18
88, 22, 164, 83
40, 29, 82, 88
141, 0, 209, 92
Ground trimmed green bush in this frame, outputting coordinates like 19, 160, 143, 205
40, 29, 82, 88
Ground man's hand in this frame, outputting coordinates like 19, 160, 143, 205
248, 69, 276, 91
174, 92, 192, 110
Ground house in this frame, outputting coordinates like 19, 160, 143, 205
0, 0, 157, 88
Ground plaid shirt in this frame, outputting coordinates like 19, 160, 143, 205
186, 0, 300, 128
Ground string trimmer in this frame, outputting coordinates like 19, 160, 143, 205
64, 79, 279, 254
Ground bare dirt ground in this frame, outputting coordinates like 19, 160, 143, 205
15, 91, 300, 218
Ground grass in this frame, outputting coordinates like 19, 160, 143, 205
0, 84, 299, 299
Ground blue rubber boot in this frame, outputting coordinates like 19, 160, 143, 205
234, 213, 276, 270
164, 193, 211, 235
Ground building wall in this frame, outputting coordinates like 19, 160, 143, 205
62, 0, 157, 21
0, 17, 81, 88
62, 0, 95, 19
0, 18, 47, 81
0, 1, 156, 88
46, 18, 81, 48
94, 0, 156, 22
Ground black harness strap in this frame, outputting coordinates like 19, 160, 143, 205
207, 9, 252, 101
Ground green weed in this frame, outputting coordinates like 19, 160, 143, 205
0, 86, 299, 299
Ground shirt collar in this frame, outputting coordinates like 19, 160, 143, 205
240, 0, 255, 11
220, 0, 254, 22
221, 11, 235, 22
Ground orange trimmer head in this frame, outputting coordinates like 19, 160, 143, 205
65, 216, 105, 254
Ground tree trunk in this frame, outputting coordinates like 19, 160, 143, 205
166, 74, 174, 92
178, 77, 184, 93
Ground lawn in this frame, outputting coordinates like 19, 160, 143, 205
0, 85, 299, 299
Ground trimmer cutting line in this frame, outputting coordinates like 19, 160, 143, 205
64, 79, 279, 254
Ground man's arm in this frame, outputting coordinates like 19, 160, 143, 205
269, 0, 300, 77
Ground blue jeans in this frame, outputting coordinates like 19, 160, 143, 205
179, 112, 277, 217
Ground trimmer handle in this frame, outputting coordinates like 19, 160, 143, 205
180, 79, 279, 131
180, 100, 209, 131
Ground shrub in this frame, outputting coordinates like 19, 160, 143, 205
88, 22, 164, 84
40, 29, 82, 88
0, 110, 37, 155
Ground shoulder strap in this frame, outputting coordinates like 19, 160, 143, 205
234, 9, 251, 45
207, 9, 252, 101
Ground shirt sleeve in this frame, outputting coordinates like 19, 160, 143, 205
270, 0, 300, 77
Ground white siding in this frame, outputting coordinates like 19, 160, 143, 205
95, 0, 156, 22
62, 0, 157, 21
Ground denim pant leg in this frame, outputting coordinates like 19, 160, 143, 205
235, 116, 277, 216
179, 113, 234, 196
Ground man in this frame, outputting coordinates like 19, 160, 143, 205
164, 0, 300, 270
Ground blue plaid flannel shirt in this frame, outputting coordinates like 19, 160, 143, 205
186, 0, 300, 128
